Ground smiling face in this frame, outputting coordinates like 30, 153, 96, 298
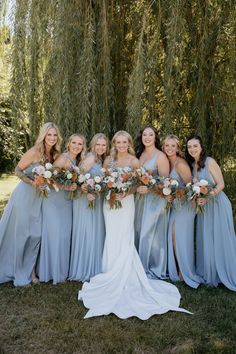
94, 138, 107, 156
44, 128, 58, 147
163, 138, 178, 158
187, 138, 202, 160
142, 127, 156, 147
115, 134, 129, 154
68, 136, 84, 156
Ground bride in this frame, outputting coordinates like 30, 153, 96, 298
78, 131, 190, 319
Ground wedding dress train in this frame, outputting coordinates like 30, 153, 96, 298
79, 195, 191, 319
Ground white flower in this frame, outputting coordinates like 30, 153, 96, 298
199, 179, 208, 186
44, 170, 52, 179
94, 176, 101, 183
85, 173, 91, 180
67, 173, 72, 179
101, 167, 106, 173
163, 179, 170, 188
106, 190, 111, 200
34, 165, 45, 175
150, 178, 156, 185
186, 182, 192, 188
193, 185, 201, 194
78, 175, 86, 183
45, 162, 53, 170
53, 170, 58, 176
95, 184, 101, 191
170, 179, 179, 187
111, 171, 118, 178
123, 166, 131, 173
163, 187, 171, 196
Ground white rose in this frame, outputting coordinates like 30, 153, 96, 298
67, 173, 72, 179
150, 179, 156, 185
199, 179, 208, 186
162, 187, 171, 196
53, 170, 58, 176
85, 173, 91, 179
111, 172, 118, 178
170, 179, 179, 187
123, 166, 131, 173
78, 175, 86, 183
45, 162, 53, 170
94, 176, 101, 183
95, 184, 101, 191
186, 182, 192, 188
193, 185, 201, 194
44, 170, 52, 179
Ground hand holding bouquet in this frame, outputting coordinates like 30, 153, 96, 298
135, 167, 158, 197
186, 179, 214, 213
156, 177, 186, 210
79, 173, 104, 209
53, 167, 79, 200
103, 167, 135, 209
32, 163, 56, 197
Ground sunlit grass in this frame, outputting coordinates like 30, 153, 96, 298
0, 174, 236, 353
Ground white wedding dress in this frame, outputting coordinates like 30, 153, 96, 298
78, 195, 191, 319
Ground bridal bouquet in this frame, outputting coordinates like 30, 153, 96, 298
103, 167, 135, 209
53, 166, 80, 200
186, 179, 214, 213
156, 177, 186, 210
32, 162, 56, 198
79, 173, 104, 209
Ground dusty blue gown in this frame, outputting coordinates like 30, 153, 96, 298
38, 154, 74, 284
69, 162, 105, 282
135, 153, 168, 279
0, 163, 42, 286
195, 157, 236, 291
167, 166, 201, 288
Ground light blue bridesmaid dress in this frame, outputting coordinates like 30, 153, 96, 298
135, 153, 168, 279
195, 157, 236, 291
69, 162, 105, 282
167, 165, 202, 288
38, 154, 73, 284
0, 163, 42, 286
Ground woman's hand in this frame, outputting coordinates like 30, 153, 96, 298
115, 193, 125, 201
165, 195, 174, 203
64, 183, 77, 192
197, 197, 207, 206
81, 183, 88, 193
137, 186, 148, 194
87, 193, 95, 201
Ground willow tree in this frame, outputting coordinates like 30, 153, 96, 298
9, 0, 236, 163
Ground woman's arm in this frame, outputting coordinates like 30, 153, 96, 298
176, 160, 192, 185
156, 152, 169, 177
208, 158, 225, 195
15, 147, 38, 186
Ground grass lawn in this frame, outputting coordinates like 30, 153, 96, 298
0, 175, 236, 353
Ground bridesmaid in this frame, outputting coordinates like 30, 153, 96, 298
38, 134, 83, 285
134, 125, 169, 279
0, 122, 61, 286
163, 134, 201, 288
69, 133, 109, 282
186, 134, 236, 291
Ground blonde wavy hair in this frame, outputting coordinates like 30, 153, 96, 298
65, 133, 87, 165
90, 133, 110, 163
35, 122, 62, 163
162, 134, 183, 157
110, 130, 135, 160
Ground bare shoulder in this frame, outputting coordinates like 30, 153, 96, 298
17, 147, 39, 169
208, 157, 219, 168
176, 157, 190, 171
